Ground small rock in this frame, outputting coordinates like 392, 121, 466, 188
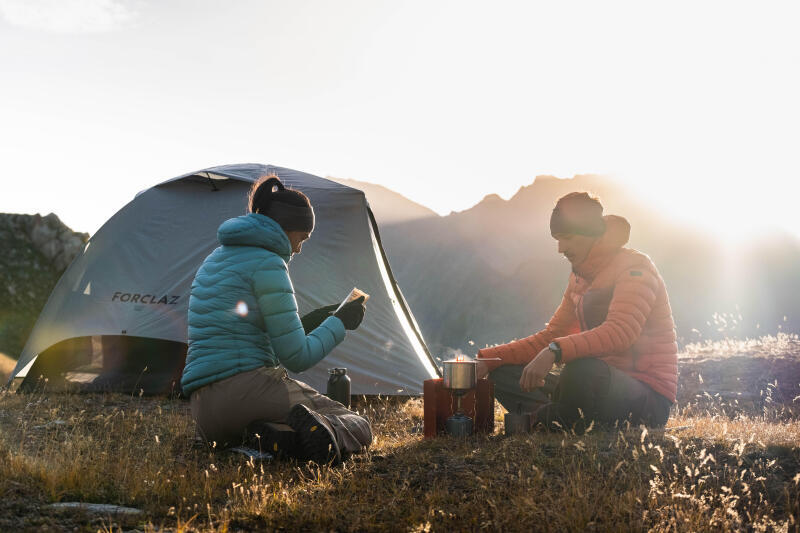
228, 446, 274, 460
33, 419, 67, 430
665, 425, 692, 432
48, 502, 143, 515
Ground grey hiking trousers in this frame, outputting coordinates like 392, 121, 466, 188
491, 358, 672, 430
189, 366, 372, 453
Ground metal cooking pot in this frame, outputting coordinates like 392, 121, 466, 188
442, 359, 476, 391
442, 358, 500, 391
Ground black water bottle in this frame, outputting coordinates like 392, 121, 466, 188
326, 368, 351, 407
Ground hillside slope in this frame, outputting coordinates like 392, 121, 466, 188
0, 353, 14, 383
327, 177, 438, 226
0, 213, 88, 359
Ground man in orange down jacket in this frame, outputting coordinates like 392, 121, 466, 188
476, 192, 678, 429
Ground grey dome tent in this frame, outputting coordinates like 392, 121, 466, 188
8, 164, 439, 395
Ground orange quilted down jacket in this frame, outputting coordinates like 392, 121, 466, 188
478, 215, 678, 402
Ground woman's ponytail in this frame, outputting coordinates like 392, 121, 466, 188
248, 174, 315, 233
249, 175, 286, 215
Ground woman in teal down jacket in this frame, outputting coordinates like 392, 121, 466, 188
182, 175, 372, 463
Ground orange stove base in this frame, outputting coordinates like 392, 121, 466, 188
423, 378, 494, 439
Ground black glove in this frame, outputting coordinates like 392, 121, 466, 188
334, 296, 366, 330
300, 304, 339, 334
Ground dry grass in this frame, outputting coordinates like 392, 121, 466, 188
1, 334, 799, 531
0, 387, 798, 532
681, 332, 800, 360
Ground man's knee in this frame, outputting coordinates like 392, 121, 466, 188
559, 358, 609, 388
489, 364, 555, 412
489, 364, 524, 384
556, 358, 611, 409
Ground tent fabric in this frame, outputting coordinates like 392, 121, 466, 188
9, 164, 439, 394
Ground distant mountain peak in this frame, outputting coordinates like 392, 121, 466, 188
449, 174, 616, 217
477, 193, 504, 206
507, 173, 613, 205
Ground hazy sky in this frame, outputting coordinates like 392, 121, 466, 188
1, 0, 798, 238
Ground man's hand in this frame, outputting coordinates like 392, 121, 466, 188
519, 347, 556, 392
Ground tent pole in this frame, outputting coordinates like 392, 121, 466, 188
365, 207, 441, 377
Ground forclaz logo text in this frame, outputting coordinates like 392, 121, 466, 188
112, 292, 180, 305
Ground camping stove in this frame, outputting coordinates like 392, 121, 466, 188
442, 358, 477, 436
423, 358, 495, 439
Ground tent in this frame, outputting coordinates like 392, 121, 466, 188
8, 164, 440, 395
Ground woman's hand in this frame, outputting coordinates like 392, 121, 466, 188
334, 296, 366, 330
519, 347, 556, 392
300, 304, 339, 334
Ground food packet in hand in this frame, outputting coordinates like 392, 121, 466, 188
335, 288, 370, 313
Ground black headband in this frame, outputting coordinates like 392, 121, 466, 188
264, 201, 315, 233
550, 206, 605, 237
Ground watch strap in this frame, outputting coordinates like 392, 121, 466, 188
549, 341, 562, 364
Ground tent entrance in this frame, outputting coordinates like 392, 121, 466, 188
18, 336, 186, 396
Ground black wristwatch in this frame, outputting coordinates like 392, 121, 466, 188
549, 341, 562, 364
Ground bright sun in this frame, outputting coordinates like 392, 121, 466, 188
622, 174, 800, 246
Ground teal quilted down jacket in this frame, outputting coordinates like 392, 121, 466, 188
180, 213, 346, 395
